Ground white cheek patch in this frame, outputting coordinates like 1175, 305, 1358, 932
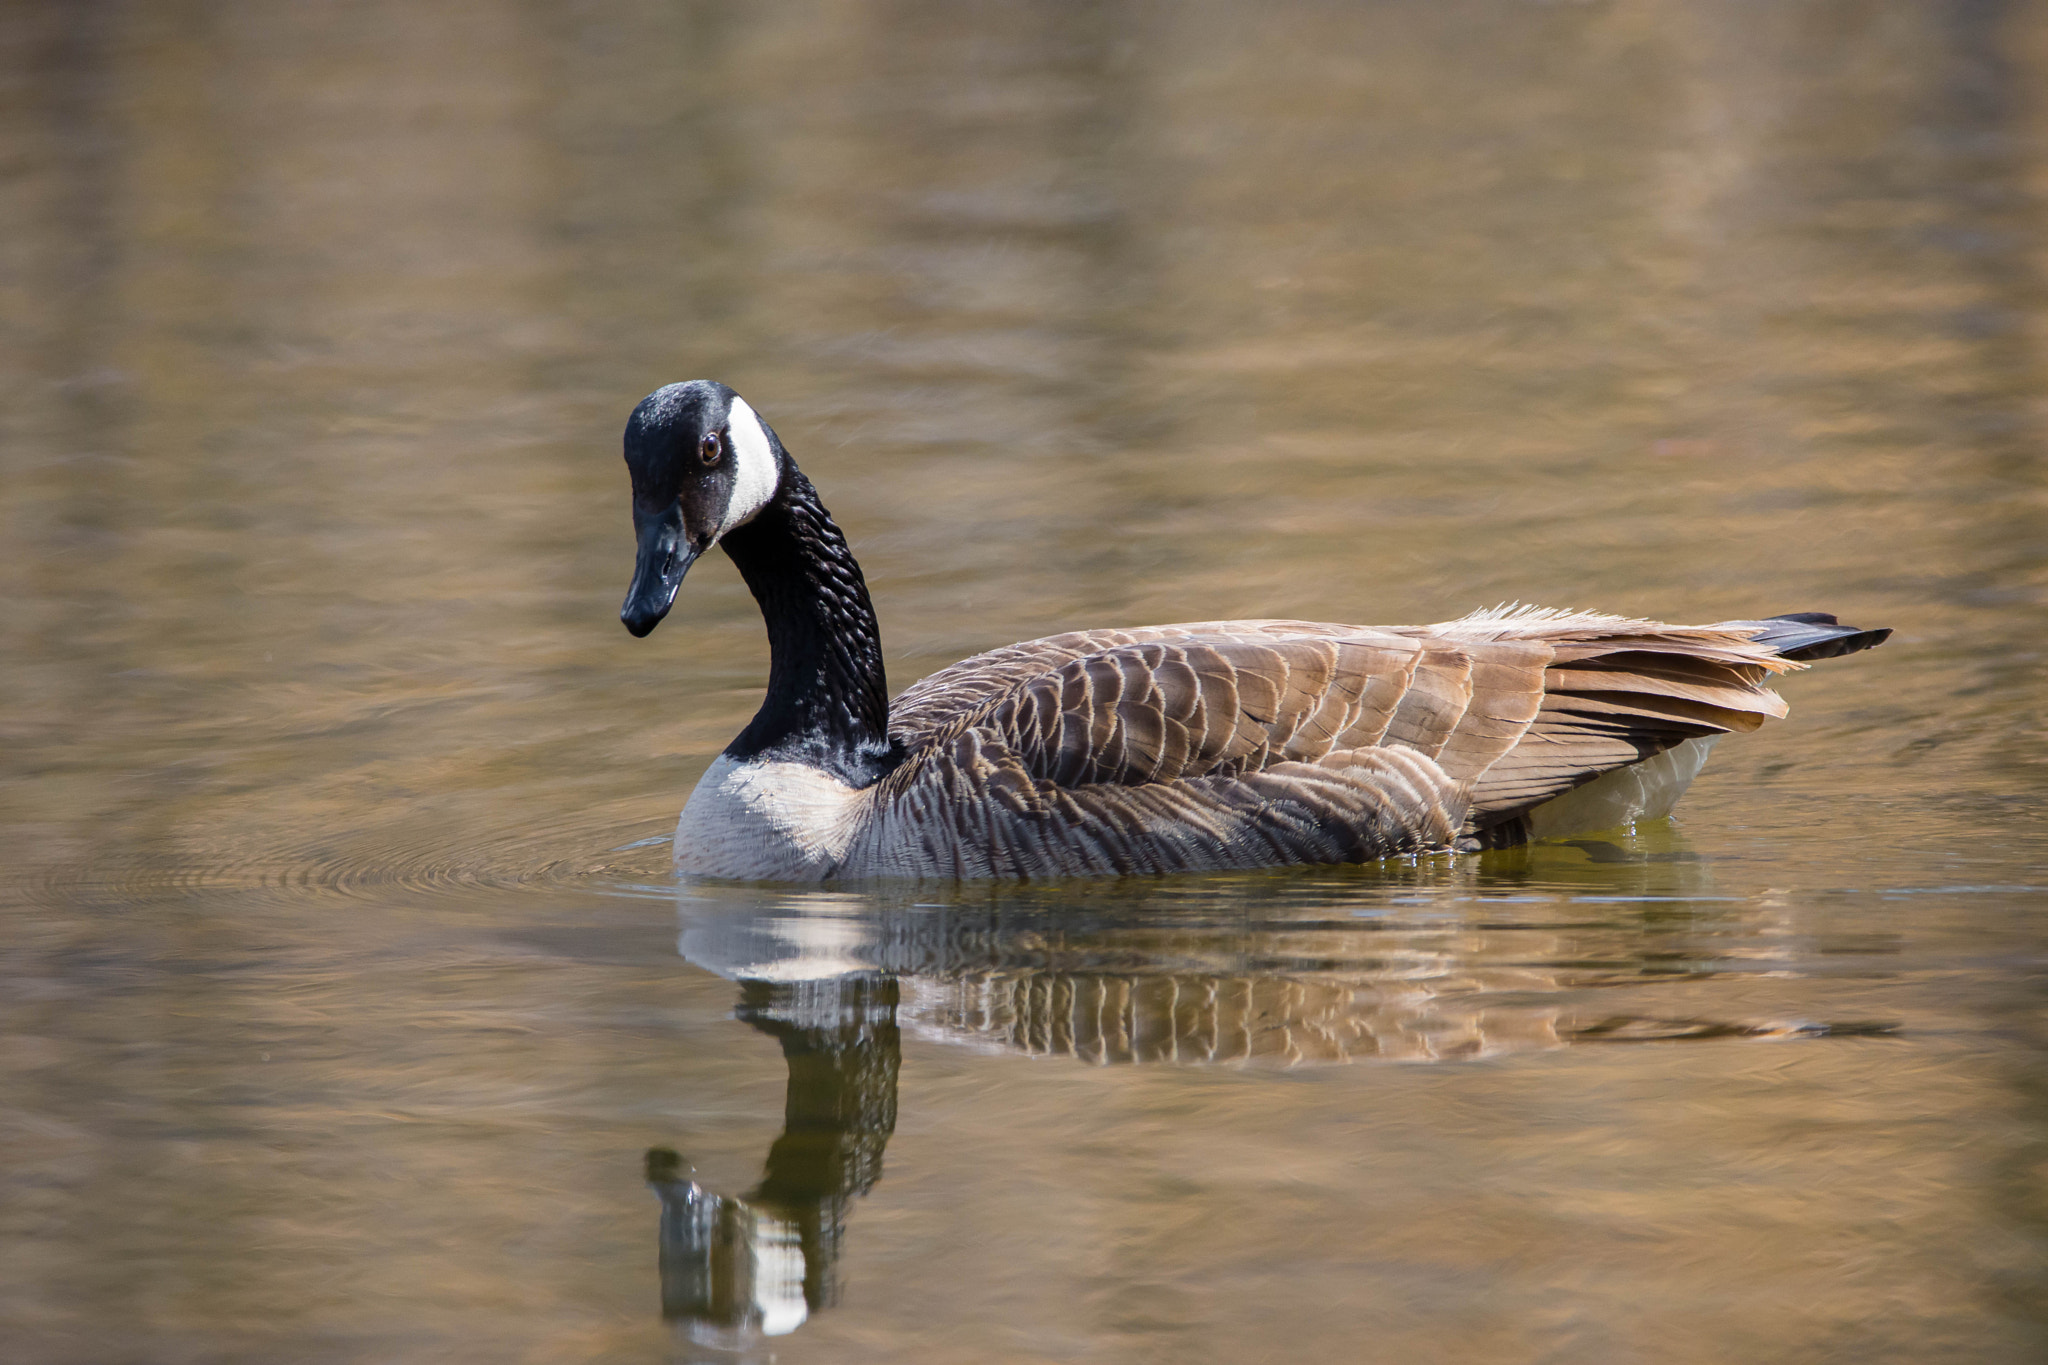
720, 396, 781, 535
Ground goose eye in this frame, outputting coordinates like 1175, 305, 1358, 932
699, 432, 722, 466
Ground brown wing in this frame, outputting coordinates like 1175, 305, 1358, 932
983, 634, 1434, 785
866, 724, 1466, 877
867, 610, 1801, 877
1404, 609, 1797, 840
887, 619, 1385, 740
874, 627, 1471, 876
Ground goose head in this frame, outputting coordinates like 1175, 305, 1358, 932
620, 380, 786, 637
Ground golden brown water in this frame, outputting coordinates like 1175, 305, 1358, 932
4, 2, 2047, 1360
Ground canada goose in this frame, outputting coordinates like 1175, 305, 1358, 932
621, 381, 1889, 881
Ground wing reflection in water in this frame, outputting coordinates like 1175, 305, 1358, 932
648, 847, 1892, 1347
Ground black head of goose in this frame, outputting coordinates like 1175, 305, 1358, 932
620, 380, 1890, 882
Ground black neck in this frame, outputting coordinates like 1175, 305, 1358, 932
718, 467, 893, 779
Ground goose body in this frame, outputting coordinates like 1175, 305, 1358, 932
621, 381, 1889, 882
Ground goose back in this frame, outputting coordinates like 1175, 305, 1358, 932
776, 607, 1812, 880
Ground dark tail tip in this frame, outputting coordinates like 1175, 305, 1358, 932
1753, 612, 1893, 662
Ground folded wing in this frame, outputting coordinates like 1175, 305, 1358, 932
873, 607, 1828, 877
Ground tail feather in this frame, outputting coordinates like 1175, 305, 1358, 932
1718, 612, 1893, 662
1450, 608, 1890, 841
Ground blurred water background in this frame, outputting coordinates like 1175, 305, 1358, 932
4, 1, 2047, 1361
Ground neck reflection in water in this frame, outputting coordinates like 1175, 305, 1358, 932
648, 841, 1894, 1348
647, 976, 897, 1351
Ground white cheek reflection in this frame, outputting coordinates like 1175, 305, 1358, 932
750, 1210, 810, 1336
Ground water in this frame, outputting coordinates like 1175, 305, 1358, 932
4, 1, 2046, 1360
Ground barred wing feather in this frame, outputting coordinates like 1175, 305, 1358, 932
871, 609, 1808, 876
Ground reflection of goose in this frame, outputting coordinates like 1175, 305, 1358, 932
647, 977, 897, 1348
619, 381, 1889, 881
652, 888, 1889, 1344
674, 885, 1882, 1070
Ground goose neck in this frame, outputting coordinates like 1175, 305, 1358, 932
718, 469, 892, 776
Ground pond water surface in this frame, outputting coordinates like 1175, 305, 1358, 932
4, 2, 2047, 1362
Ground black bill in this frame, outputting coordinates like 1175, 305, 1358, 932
621, 504, 699, 637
